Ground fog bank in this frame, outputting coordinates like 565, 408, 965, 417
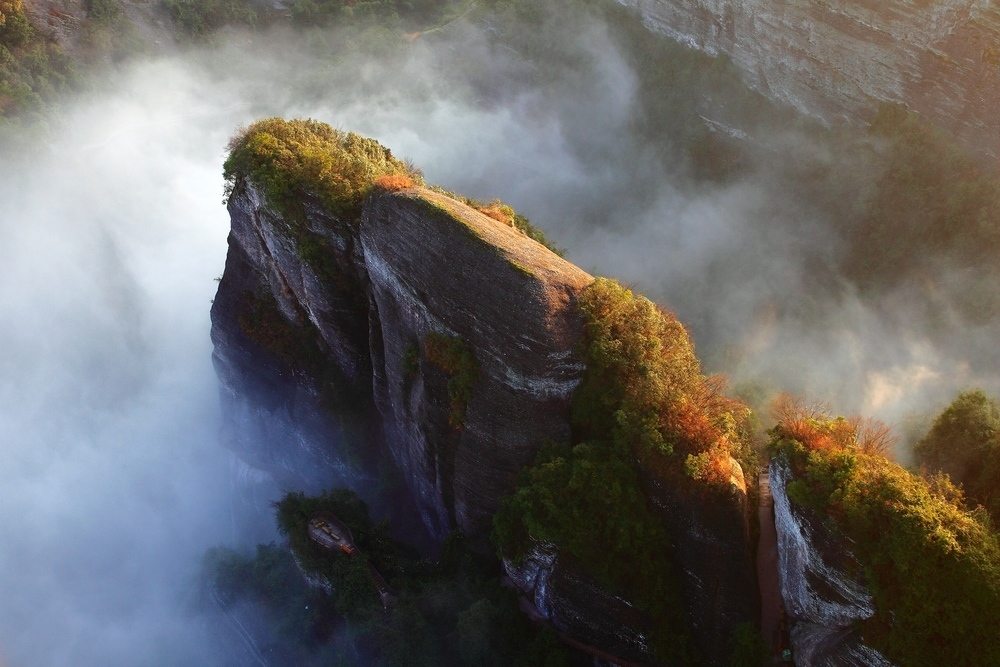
1, 6, 998, 663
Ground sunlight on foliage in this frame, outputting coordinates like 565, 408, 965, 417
770, 412, 1000, 666
224, 117, 420, 220
495, 278, 756, 665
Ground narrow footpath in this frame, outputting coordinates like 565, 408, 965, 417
757, 469, 786, 663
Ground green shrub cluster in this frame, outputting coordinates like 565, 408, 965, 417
223, 118, 419, 223
288, 0, 457, 29
424, 332, 478, 429
914, 389, 1000, 524
494, 278, 755, 665
262, 488, 572, 666
770, 420, 1000, 666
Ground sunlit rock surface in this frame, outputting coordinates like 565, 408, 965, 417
362, 189, 593, 538
771, 456, 895, 666
620, 0, 1000, 157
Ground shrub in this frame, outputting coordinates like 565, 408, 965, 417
729, 622, 769, 667
424, 332, 478, 429
223, 118, 419, 222
914, 389, 1000, 522
162, 0, 259, 38
373, 173, 417, 192
0, 0, 30, 45
86, 0, 124, 24
0, 1, 74, 120
771, 415, 1000, 666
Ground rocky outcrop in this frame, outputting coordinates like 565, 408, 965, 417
621, 0, 1000, 158
211, 179, 593, 544
770, 456, 895, 667
361, 190, 593, 538
212, 161, 763, 663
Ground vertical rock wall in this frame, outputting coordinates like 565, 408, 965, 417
211, 181, 593, 543
770, 456, 895, 666
620, 0, 1000, 157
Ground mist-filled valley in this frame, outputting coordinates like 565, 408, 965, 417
3, 0, 1000, 664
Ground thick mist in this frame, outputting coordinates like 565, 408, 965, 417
1, 4, 997, 664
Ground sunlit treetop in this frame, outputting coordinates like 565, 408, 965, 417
223, 117, 421, 220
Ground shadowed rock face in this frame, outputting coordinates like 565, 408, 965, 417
645, 460, 757, 666
211, 179, 593, 543
621, 0, 1000, 158
770, 457, 895, 667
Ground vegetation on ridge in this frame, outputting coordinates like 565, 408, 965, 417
494, 277, 758, 665
224, 117, 420, 222
914, 389, 1000, 525
769, 406, 1000, 667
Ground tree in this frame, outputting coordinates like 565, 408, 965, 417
914, 390, 1000, 521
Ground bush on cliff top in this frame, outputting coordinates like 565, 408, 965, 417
494, 277, 755, 665
223, 117, 419, 221
770, 416, 1000, 667
914, 389, 1000, 524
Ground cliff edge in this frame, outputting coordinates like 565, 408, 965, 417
211, 118, 758, 665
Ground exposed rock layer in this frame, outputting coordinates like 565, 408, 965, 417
211, 180, 593, 543
621, 0, 1000, 158
770, 456, 894, 666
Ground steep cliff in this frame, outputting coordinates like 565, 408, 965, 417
770, 456, 893, 667
621, 0, 1000, 157
767, 417, 1000, 667
212, 127, 592, 542
212, 119, 758, 665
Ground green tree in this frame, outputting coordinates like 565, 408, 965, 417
915, 389, 1000, 522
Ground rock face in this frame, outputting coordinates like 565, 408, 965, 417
211, 179, 593, 543
620, 0, 1000, 157
505, 541, 654, 661
770, 456, 895, 667
362, 190, 593, 538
